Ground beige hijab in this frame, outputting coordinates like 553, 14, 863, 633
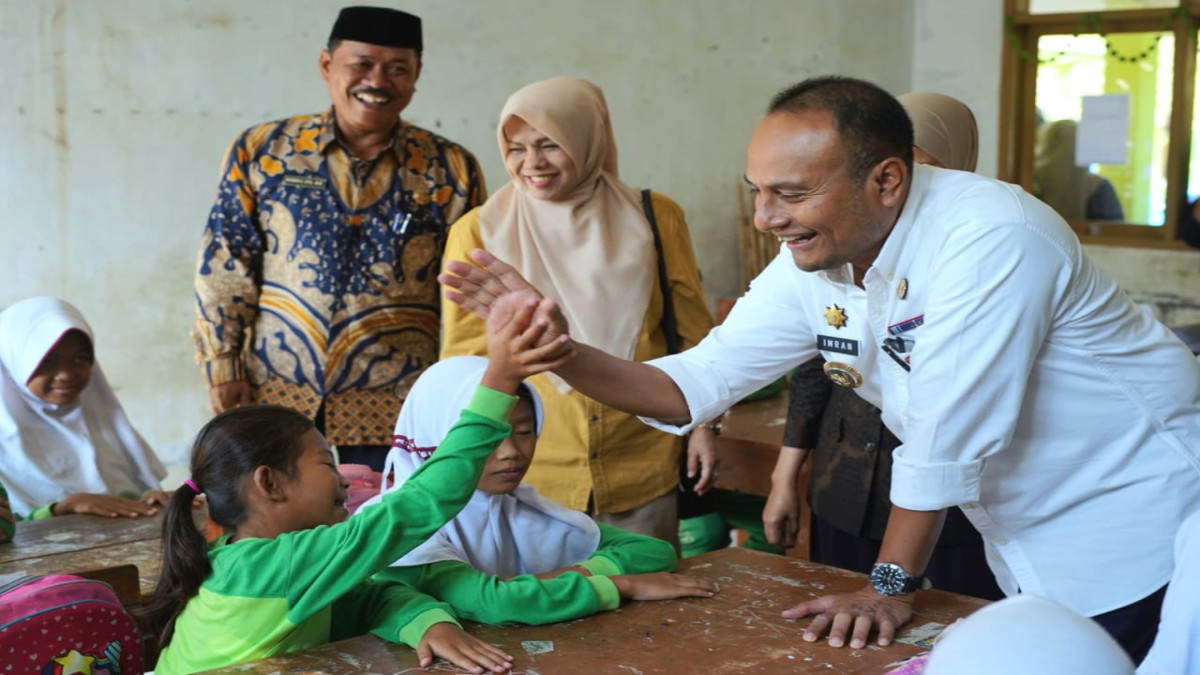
898, 92, 979, 172
479, 77, 654, 362
1033, 119, 1102, 221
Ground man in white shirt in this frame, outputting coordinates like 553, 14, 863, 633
439, 76, 1200, 664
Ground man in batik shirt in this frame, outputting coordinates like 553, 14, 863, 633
193, 6, 485, 469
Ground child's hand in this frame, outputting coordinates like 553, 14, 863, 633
611, 572, 721, 601
440, 248, 569, 344
52, 493, 161, 518
482, 291, 575, 394
416, 622, 514, 673
476, 261, 571, 350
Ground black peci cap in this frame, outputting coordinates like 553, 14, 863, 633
329, 6, 422, 51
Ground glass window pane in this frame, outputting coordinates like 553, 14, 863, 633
1029, 0, 1177, 13
1187, 34, 1200, 205
1034, 31, 1174, 225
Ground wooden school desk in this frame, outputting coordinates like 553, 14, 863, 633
199, 547, 988, 674
0, 514, 163, 597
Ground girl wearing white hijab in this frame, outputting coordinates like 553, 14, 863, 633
367, 356, 718, 625
924, 595, 1134, 675
0, 297, 168, 519
440, 77, 716, 547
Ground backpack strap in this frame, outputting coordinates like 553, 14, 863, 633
643, 189, 681, 355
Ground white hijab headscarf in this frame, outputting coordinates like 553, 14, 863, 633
925, 594, 1134, 675
1139, 510, 1200, 674
479, 77, 654, 366
0, 297, 165, 516
362, 356, 601, 578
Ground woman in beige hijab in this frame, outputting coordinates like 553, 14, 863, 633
440, 77, 714, 547
1034, 118, 1125, 221
896, 92, 979, 171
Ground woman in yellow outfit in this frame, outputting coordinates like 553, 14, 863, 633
440, 76, 715, 548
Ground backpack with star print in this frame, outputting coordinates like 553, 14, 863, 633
0, 573, 143, 674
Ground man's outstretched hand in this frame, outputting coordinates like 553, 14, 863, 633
440, 249, 570, 347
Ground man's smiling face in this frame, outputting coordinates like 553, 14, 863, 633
319, 40, 421, 141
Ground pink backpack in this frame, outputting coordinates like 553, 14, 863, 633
0, 573, 143, 674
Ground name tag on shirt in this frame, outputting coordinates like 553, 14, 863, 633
817, 334, 859, 356
282, 174, 327, 189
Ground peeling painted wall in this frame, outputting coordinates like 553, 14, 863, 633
0, 0, 915, 472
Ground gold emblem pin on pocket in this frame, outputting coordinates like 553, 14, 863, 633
823, 361, 864, 388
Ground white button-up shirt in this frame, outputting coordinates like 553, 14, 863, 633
647, 165, 1200, 616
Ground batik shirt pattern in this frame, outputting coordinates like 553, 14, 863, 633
193, 110, 485, 444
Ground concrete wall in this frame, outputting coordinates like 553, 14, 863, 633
0, 0, 915, 472
10, 0, 1192, 478
911, 0, 1004, 178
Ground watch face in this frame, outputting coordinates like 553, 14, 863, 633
870, 563, 909, 595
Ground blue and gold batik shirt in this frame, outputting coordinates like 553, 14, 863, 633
193, 109, 485, 444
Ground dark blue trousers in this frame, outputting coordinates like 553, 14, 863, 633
1091, 585, 1166, 666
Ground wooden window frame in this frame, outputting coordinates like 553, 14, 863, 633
1000, 0, 1199, 248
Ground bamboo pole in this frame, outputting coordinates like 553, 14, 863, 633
735, 180, 781, 290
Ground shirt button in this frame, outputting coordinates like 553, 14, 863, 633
962, 502, 979, 510
997, 539, 1009, 546
590, 415, 599, 423
864, 442, 877, 453
589, 452, 598, 459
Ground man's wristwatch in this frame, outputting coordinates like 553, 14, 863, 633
869, 563, 924, 596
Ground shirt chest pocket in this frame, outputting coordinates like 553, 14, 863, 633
882, 312, 925, 373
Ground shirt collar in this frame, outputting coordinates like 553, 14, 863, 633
867, 163, 929, 282
319, 107, 407, 160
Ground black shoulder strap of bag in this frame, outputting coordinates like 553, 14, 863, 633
642, 189, 681, 355
645, 190, 714, 517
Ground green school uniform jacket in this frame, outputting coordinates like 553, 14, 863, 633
154, 387, 515, 674
375, 522, 677, 625
0, 483, 13, 541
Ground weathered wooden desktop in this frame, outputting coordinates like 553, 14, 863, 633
200, 547, 986, 674
0, 513, 163, 599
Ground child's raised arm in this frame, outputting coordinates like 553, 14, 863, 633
481, 292, 574, 395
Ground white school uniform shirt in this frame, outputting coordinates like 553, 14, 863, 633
646, 164, 1200, 617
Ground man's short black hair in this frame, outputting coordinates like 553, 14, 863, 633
768, 76, 914, 183
326, 37, 423, 61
